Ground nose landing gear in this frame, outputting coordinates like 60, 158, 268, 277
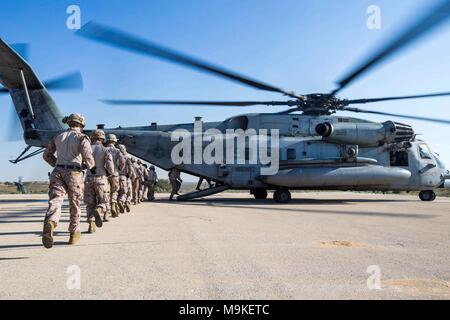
419, 190, 436, 202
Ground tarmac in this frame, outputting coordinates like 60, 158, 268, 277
0, 192, 449, 300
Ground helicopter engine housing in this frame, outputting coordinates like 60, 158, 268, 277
315, 121, 414, 147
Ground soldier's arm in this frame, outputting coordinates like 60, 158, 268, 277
79, 135, 95, 170
104, 151, 115, 176
43, 138, 57, 167
118, 152, 126, 172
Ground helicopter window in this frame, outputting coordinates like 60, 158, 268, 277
287, 148, 296, 160
390, 150, 409, 167
418, 143, 432, 159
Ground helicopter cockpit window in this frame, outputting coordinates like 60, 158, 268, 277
418, 143, 432, 159
390, 150, 409, 167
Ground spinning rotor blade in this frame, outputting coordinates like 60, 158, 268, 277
348, 91, 450, 104
42, 71, 83, 91
77, 22, 303, 99
100, 99, 294, 107
333, 0, 450, 94
343, 107, 450, 125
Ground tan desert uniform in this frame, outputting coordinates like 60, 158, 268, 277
106, 141, 125, 216
141, 165, 149, 201
132, 160, 143, 204
117, 144, 132, 213
43, 125, 95, 236
84, 137, 114, 230
147, 167, 158, 201
169, 168, 182, 200
127, 158, 136, 205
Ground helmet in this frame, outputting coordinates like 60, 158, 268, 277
106, 134, 118, 143
91, 129, 106, 141
117, 144, 127, 154
150, 165, 155, 170
63, 113, 85, 128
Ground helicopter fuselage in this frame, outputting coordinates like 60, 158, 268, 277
56, 113, 448, 197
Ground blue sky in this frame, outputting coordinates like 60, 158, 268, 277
1, 0, 450, 181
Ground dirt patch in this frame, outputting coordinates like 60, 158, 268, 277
385, 278, 450, 298
317, 240, 366, 248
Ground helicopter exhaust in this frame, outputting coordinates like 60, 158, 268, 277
315, 121, 414, 147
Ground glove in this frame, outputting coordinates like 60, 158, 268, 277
90, 166, 97, 175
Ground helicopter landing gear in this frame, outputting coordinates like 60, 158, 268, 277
274, 189, 291, 203
252, 189, 268, 200
419, 190, 436, 202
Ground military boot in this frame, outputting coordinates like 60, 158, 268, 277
93, 207, 104, 228
125, 201, 131, 213
103, 211, 110, 222
68, 231, 81, 245
111, 202, 119, 218
42, 221, 56, 249
118, 201, 125, 214
88, 221, 96, 234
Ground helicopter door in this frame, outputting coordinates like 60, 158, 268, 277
231, 166, 255, 188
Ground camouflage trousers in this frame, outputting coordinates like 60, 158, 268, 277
118, 175, 128, 203
132, 179, 141, 202
45, 167, 84, 233
142, 184, 148, 199
170, 179, 181, 198
126, 178, 133, 203
147, 183, 155, 200
108, 175, 120, 203
84, 175, 109, 222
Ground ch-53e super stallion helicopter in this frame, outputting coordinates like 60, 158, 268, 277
2, 1, 450, 203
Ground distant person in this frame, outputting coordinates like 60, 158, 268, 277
169, 168, 182, 200
15, 176, 26, 194
142, 164, 150, 202
147, 165, 158, 201
84, 130, 113, 233
117, 144, 132, 213
42, 113, 95, 248
106, 134, 125, 218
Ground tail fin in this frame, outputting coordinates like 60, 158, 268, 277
0, 39, 67, 146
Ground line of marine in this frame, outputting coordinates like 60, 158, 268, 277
41, 113, 182, 249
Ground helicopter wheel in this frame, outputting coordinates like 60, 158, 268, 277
273, 190, 291, 203
252, 189, 268, 200
419, 190, 436, 202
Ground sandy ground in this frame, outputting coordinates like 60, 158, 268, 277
0, 192, 449, 300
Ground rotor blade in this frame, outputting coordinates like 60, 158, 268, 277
6, 104, 23, 142
333, 0, 450, 94
343, 107, 450, 125
100, 99, 295, 107
42, 71, 83, 91
77, 22, 303, 99
348, 91, 450, 104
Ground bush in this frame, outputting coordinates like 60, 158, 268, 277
155, 179, 172, 193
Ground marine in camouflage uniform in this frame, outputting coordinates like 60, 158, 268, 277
169, 168, 182, 200
84, 130, 114, 233
117, 144, 132, 213
141, 164, 149, 202
106, 134, 125, 217
132, 159, 143, 205
147, 165, 158, 201
42, 113, 95, 248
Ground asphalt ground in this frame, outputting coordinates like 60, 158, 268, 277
0, 192, 449, 299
